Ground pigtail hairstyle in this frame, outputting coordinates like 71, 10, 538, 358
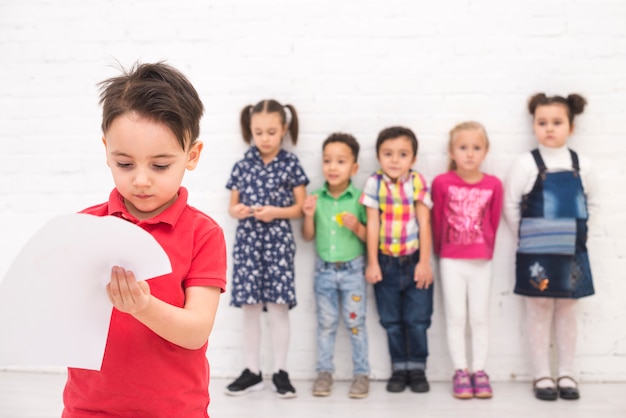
239, 105, 254, 144
239, 99, 299, 145
528, 92, 587, 124
283, 103, 299, 145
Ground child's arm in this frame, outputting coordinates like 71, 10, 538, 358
228, 190, 252, 220
430, 178, 442, 255
341, 213, 367, 242
106, 266, 220, 350
490, 178, 504, 233
301, 194, 317, 241
414, 201, 433, 289
253, 184, 307, 222
364, 207, 382, 283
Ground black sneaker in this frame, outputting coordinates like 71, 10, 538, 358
224, 369, 264, 396
386, 370, 408, 393
408, 369, 430, 393
272, 370, 297, 398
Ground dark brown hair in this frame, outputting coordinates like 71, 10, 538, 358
98, 61, 204, 151
528, 93, 587, 124
376, 126, 418, 157
239, 99, 299, 145
322, 132, 360, 161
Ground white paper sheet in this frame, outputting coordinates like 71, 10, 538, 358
0, 214, 171, 370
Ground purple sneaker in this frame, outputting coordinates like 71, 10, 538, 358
453, 369, 473, 399
472, 370, 493, 399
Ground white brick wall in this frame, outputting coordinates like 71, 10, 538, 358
1, 0, 625, 382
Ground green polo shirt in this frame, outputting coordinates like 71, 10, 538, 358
312, 181, 366, 262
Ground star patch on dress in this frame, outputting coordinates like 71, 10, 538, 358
529, 261, 549, 291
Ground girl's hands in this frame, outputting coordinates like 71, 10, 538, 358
252, 206, 276, 223
231, 203, 253, 220
106, 266, 151, 315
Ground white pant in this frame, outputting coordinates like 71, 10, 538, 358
439, 258, 492, 371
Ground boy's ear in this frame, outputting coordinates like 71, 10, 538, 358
351, 162, 359, 176
186, 141, 203, 170
102, 136, 111, 167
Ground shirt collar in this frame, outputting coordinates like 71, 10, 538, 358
320, 181, 357, 199
107, 187, 188, 227
379, 169, 412, 185
245, 146, 286, 165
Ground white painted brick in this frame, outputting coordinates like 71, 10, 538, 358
1, 0, 625, 382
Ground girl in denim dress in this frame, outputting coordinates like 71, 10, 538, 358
504, 93, 598, 401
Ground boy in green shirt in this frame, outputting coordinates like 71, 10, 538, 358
302, 133, 370, 399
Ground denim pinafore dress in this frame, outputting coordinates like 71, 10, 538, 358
514, 149, 594, 299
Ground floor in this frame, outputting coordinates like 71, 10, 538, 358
1, 370, 625, 418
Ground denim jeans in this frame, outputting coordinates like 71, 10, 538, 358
375, 251, 433, 371
314, 255, 370, 375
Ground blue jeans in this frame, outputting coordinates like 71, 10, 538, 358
314, 255, 370, 375
375, 251, 433, 371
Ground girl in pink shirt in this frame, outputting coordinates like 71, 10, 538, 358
431, 121, 503, 400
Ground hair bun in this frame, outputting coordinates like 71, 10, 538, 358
528, 92, 548, 115
567, 94, 587, 115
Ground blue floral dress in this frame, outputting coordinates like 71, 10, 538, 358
226, 146, 309, 308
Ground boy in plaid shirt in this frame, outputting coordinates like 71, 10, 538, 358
360, 126, 433, 394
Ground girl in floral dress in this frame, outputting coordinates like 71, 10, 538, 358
225, 99, 308, 398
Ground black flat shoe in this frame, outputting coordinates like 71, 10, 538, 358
533, 377, 558, 401
557, 376, 580, 400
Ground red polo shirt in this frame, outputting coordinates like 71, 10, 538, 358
63, 187, 227, 418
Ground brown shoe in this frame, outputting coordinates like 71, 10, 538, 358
349, 374, 369, 399
312, 372, 333, 396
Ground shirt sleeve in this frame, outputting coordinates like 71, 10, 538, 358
579, 154, 599, 227
185, 222, 228, 292
503, 154, 532, 235
359, 175, 380, 209
225, 163, 241, 191
490, 175, 504, 237
430, 175, 444, 255
289, 155, 310, 188
413, 171, 433, 208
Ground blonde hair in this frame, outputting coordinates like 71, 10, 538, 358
447, 121, 489, 171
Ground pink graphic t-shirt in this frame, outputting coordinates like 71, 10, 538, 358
431, 171, 503, 259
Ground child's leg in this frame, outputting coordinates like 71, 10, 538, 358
554, 298, 578, 386
404, 284, 434, 370
314, 262, 341, 373
242, 303, 264, 373
525, 297, 555, 386
266, 302, 290, 373
338, 257, 369, 376
439, 258, 470, 370
375, 254, 407, 371
466, 260, 492, 372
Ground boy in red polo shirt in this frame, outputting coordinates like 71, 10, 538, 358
62, 62, 227, 418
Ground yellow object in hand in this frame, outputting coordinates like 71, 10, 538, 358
335, 212, 347, 227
